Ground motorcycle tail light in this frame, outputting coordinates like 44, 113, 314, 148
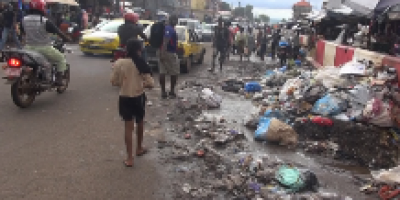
8, 58, 22, 68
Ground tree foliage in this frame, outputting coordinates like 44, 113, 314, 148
232, 4, 253, 20
219, 1, 231, 11
258, 14, 270, 23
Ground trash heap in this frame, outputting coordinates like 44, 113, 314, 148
162, 86, 352, 199
231, 60, 400, 169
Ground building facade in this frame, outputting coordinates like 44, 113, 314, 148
191, 0, 219, 20
292, 0, 312, 19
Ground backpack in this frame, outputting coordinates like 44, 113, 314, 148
149, 22, 165, 48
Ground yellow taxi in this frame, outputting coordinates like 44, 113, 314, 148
79, 19, 153, 55
144, 25, 206, 73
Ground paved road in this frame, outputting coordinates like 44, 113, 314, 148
0, 44, 214, 200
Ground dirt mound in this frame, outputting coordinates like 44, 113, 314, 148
293, 119, 399, 169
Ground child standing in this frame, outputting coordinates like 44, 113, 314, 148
111, 39, 154, 167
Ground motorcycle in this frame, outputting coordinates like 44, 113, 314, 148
1, 39, 72, 108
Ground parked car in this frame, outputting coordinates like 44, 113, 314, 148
79, 19, 153, 55
201, 23, 216, 42
80, 19, 110, 36
178, 18, 203, 41
144, 25, 206, 73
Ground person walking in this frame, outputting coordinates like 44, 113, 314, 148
158, 15, 179, 99
0, 4, 22, 51
292, 29, 301, 60
209, 17, 229, 72
259, 30, 268, 61
271, 29, 280, 60
235, 27, 246, 62
245, 27, 256, 61
111, 39, 154, 167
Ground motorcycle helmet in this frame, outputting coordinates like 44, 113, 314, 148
124, 12, 139, 23
29, 0, 46, 14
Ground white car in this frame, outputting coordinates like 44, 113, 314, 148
178, 18, 203, 41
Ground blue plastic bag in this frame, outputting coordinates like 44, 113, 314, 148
254, 117, 272, 141
264, 109, 284, 120
279, 66, 287, 72
279, 41, 289, 47
265, 70, 276, 78
312, 94, 344, 116
245, 82, 262, 92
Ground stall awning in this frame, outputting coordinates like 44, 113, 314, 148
375, 0, 400, 12
46, 0, 79, 6
12, 0, 79, 5
343, 0, 379, 15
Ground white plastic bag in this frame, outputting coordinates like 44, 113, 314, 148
362, 98, 393, 127
339, 60, 366, 75
279, 78, 303, 101
201, 88, 222, 108
371, 165, 400, 184
314, 67, 346, 88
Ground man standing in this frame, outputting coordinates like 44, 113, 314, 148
292, 29, 300, 60
209, 17, 229, 72
0, 4, 21, 51
158, 15, 179, 99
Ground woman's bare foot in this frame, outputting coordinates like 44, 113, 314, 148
136, 147, 148, 157
124, 159, 133, 167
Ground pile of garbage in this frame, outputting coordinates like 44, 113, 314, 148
163, 89, 352, 199
234, 59, 400, 168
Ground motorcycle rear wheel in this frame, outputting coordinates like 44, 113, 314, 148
11, 72, 36, 108
56, 65, 70, 94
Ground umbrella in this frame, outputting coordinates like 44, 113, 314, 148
375, 0, 400, 12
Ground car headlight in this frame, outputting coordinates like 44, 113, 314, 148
99, 38, 114, 44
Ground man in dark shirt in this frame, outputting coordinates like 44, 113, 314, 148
117, 12, 147, 47
209, 17, 229, 72
0, 4, 21, 50
158, 15, 179, 99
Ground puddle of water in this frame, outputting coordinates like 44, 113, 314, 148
327, 163, 371, 175
203, 96, 371, 175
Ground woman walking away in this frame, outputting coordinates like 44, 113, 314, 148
111, 39, 154, 167
246, 27, 256, 61
235, 27, 246, 62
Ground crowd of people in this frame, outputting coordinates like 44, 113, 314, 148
210, 18, 306, 71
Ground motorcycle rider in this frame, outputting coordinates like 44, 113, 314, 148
23, 0, 70, 86
209, 17, 229, 72
117, 12, 148, 61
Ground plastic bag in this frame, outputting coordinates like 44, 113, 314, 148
201, 88, 222, 108
245, 82, 262, 92
279, 78, 304, 101
312, 94, 345, 116
266, 118, 298, 146
362, 98, 393, 127
371, 165, 400, 184
254, 117, 272, 141
275, 165, 304, 192
314, 67, 347, 88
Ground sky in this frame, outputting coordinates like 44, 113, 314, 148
224, 0, 324, 19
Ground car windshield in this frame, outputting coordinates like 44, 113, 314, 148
95, 20, 109, 29
98, 20, 123, 33
203, 25, 213, 30
144, 25, 186, 41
